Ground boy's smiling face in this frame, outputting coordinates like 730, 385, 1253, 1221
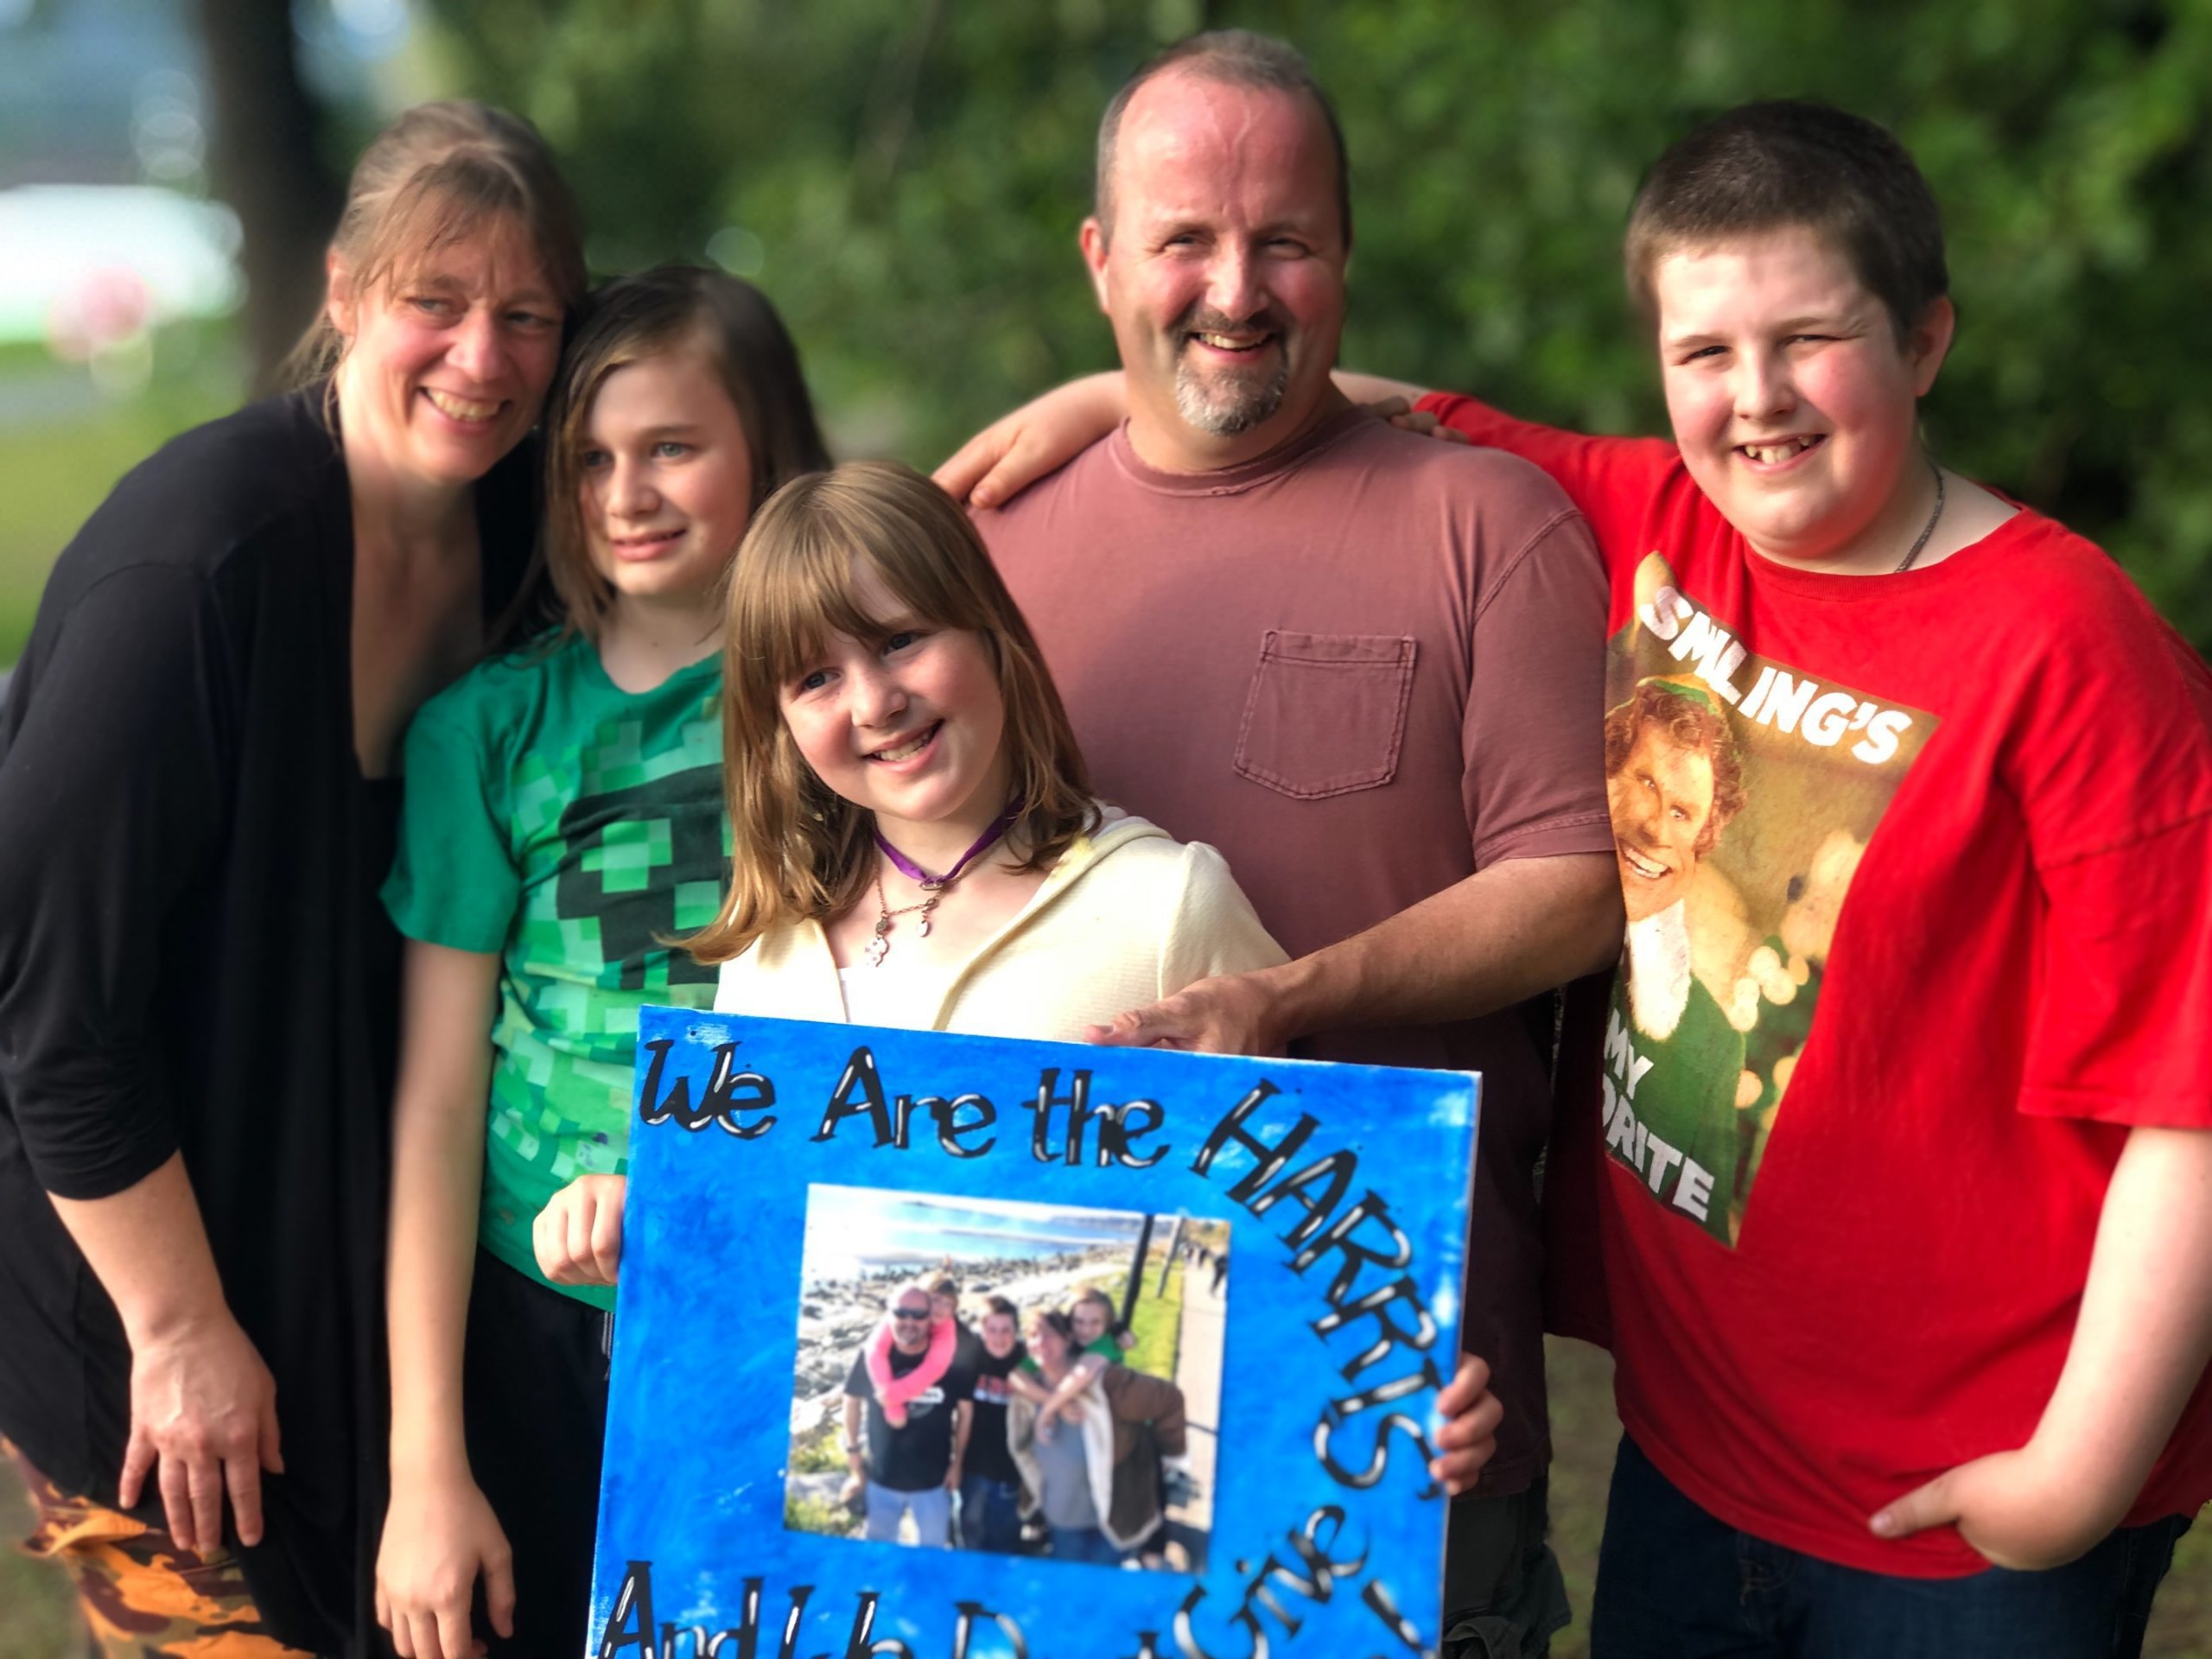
1654, 226, 1952, 575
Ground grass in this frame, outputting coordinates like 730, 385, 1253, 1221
1119, 1256, 1184, 1380
790, 1427, 845, 1475
2157, 1527, 2212, 1659
782, 1490, 851, 1539
1542, 1338, 1616, 1659
0, 1475, 81, 1656
1068, 1253, 1185, 1378
0, 333, 240, 664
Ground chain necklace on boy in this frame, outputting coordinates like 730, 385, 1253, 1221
1892, 457, 1947, 575
865, 799, 1024, 966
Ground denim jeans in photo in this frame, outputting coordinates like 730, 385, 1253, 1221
864, 1479, 951, 1548
957, 1474, 1023, 1553
1049, 1526, 1128, 1567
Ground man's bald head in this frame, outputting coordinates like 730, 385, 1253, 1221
1093, 29, 1351, 250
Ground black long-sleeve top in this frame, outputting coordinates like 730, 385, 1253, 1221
0, 390, 534, 1654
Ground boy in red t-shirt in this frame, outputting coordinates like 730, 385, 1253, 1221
943, 99, 2212, 1657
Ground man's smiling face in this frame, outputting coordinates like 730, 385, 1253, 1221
890, 1294, 933, 1356
1080, 71, 1347, 472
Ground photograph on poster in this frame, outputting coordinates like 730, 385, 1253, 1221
590, 1012, 1478, 1659
787, 1184, 1228, 1572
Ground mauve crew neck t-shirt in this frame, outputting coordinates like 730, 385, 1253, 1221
978, 408, 1612, 1494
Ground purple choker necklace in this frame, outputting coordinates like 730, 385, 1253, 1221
865, 799, 1023, 967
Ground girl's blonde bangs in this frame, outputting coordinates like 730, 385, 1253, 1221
730, 486, 989, 706
692, 461, 1097, 969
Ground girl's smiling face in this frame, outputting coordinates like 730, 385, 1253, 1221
579, 345, 755, 611
1654, 226, 1952, 575
1071, 1296, 1110, 1348
778, 561, 1011, 847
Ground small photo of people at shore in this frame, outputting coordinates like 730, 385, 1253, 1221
786, 1185, 1230, 1573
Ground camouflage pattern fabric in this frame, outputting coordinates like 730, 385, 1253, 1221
8, 1442, 314, 1658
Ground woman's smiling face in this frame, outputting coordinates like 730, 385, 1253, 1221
332, 217, 563, 491
1027, 1314, 1073, 1368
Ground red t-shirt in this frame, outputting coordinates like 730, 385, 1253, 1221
1422, 391, 2212, 1574
979, 408, 1615, 1495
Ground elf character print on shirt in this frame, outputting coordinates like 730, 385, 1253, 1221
1600, 554, 1937, 1247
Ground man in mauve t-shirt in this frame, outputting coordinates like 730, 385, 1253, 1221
970, 30, 1620, 1651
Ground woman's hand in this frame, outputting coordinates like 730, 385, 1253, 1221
933, 373, 1127, 508
375, 1471, 515, 1659
118, 1312, 284, 1554
533, 1173, 627, 1287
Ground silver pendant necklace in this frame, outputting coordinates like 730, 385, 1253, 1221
865, 873, 939, 967
864, 802, 1021, 967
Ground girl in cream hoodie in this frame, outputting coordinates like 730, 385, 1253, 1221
694, 459, 1285, 1036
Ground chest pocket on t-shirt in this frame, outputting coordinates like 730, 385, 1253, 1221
1233, 631, 1416, 799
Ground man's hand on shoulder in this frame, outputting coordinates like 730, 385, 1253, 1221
1085, 965, 1295, 1058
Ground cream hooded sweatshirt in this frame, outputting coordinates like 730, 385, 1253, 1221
711, 809, 1285, 1039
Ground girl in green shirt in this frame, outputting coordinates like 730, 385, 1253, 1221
378, 265, 830, 1659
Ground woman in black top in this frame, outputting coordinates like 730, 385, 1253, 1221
0, 101, 586, 1655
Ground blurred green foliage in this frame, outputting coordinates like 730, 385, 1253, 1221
0, 334, 236, 665
421, 0, 2212, 650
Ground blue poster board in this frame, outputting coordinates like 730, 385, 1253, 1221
588, 1008, 1479, 1659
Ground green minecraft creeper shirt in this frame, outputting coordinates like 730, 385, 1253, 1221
385, 632, 726, 1308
